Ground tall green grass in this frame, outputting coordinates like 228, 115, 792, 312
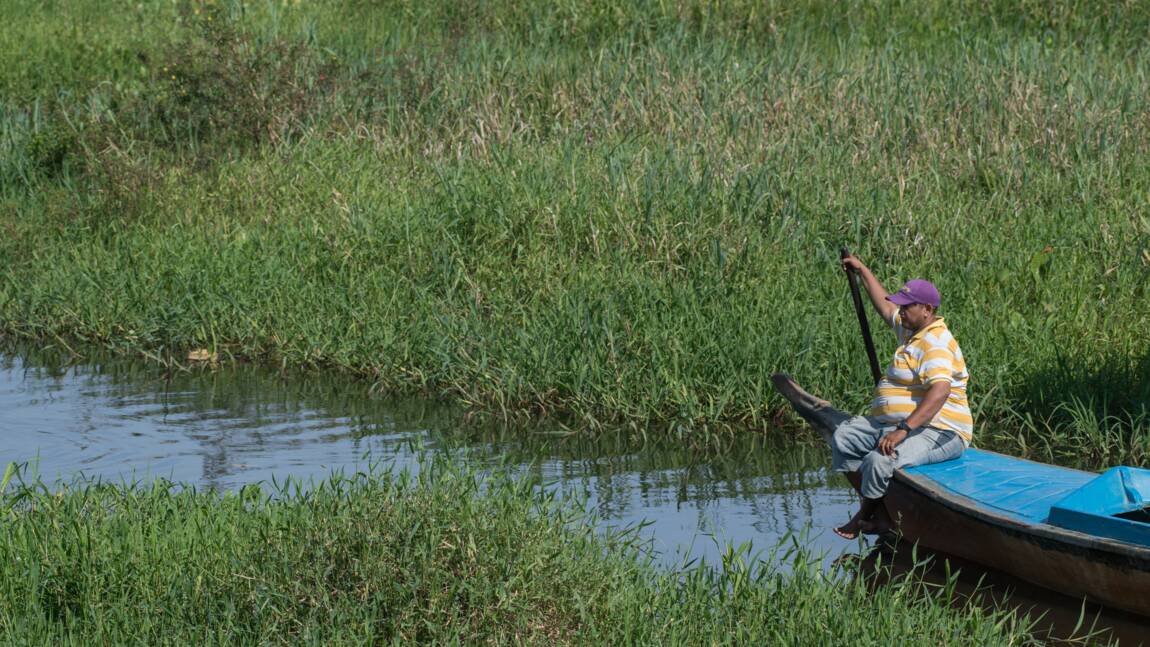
1, 0, 1148, 461
0, 457, 1046, 644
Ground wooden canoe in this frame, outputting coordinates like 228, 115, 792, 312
886, 449, 1150, 617
770, 373, 1150, 617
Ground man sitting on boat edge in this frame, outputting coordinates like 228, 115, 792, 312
800, 254, 974, 539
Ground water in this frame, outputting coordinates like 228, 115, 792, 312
0, 349, 859, 568
4, 349, 1145, 643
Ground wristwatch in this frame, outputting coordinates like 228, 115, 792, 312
895, 420, 914, 434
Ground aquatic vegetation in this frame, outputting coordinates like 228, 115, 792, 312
0, 0, 1148, 460
0, 458, 1044, 644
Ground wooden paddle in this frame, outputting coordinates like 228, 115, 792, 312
841, 246, 883, 385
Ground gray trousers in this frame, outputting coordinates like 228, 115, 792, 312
831, 416, 965, 499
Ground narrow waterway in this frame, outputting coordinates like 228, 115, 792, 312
0, 349, 857, 568
3, 348, 1145, 644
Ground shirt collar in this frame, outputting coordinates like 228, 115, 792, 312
907, 316, 946, 342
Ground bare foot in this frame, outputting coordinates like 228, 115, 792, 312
834, 523, 860, 540
834, 507, 868, 540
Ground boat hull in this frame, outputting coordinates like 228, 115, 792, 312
882, 469, 1150, 618
768, 372, 1150, 616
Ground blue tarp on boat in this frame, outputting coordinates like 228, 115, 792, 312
904, 449, 1150, 548
903, 449, 1094, 524
1048, 467, 1150, 546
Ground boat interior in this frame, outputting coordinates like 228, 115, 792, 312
905, 451, 1150, 547
1047, 467, 1150, 546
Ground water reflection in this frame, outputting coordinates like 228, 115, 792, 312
4, 347, 1146, 639
459, 427, 856, 560
859, 541, 1150, 645
2, 351, 448, 490
0, 347, 858, 567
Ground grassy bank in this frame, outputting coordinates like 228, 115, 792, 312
0, 459, 1045, 645
1, 0, 1148, 463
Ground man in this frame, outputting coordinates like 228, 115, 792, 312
829, 254, 973, 539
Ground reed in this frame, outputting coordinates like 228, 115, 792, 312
0, 457, 1045, 644
1, 0, 1148, 460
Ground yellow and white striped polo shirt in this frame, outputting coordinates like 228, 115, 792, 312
869, 315, 974, 443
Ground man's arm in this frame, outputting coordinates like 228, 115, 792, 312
841, 254, 897, 323
877, 380, 951, 456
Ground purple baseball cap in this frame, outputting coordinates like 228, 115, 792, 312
886, 279, 940, 307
